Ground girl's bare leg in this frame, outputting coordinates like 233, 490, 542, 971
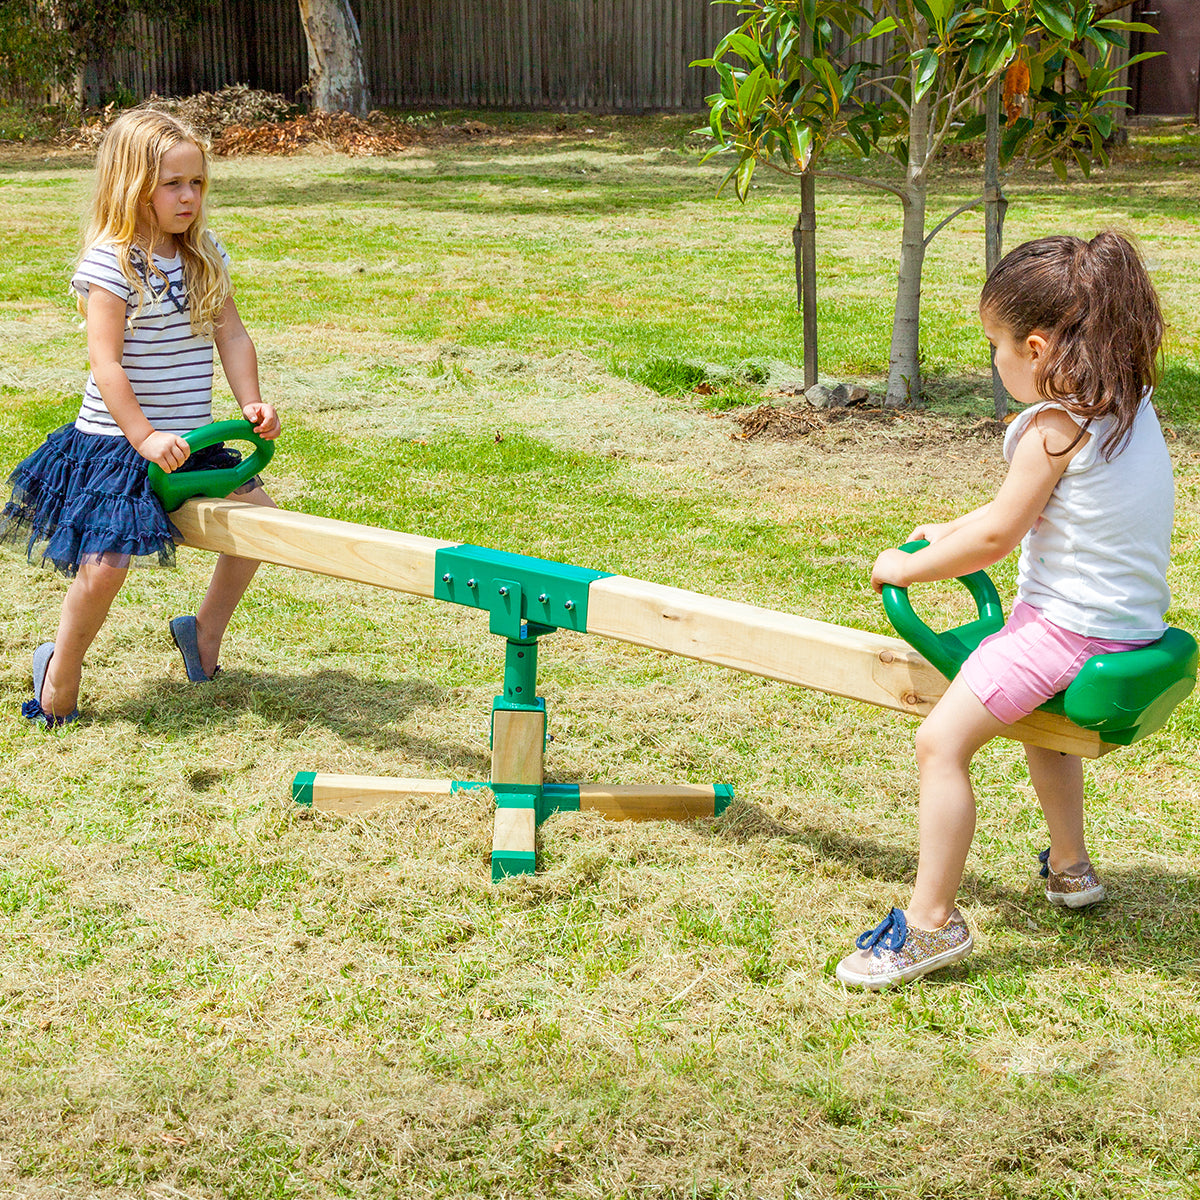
1025, 746, 1089, 872
192, 486, 276, 677
905, 674, 1008, 931
41, 559, 129, 717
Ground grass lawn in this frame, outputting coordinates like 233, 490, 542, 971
1, 112, 1199, 1198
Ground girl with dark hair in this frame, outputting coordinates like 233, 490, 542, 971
837, 231, 1174, 989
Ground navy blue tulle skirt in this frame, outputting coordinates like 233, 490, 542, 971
0, 424, 254, 577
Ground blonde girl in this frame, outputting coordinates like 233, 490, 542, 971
837, 232, 1173, 989
0, 108, 281, 726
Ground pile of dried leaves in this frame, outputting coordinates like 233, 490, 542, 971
730, 404, 825, 440
58, 94, 491, 157
212, 110, 420, 156
59, 86, 295, 149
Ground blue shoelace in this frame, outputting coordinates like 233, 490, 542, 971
854, 907, 908, 954
21, 697, 71, 728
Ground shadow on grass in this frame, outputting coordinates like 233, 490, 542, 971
918, 365, 1200, 426
217, 168, 702, 216
712, 799, 1200, 979
114, 667, 494, 780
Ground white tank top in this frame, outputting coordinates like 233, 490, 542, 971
1006, 396, 1173, 640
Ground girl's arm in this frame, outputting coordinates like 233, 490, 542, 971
214, 298, 280, 439
871, 409, 1088, 593
910, 502, 993, 544
87, 286, 190, 470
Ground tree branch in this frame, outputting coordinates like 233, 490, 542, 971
923, 196, 985, 247
932, 67, 981, 151
879, 0, 916, 52
861, 77, 913, 115
814, 168, 909, 200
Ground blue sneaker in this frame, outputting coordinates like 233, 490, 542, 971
835, 907, 973, 990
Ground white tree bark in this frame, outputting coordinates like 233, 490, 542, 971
885, 55, 931, 409
297, 0, 370, 116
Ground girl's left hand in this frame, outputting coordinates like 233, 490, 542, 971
870, 548, 914, 594
242, 403, 281, 439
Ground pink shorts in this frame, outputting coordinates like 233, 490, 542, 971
960, 602, 1152, 724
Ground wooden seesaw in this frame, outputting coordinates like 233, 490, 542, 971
154, 424, 1199, 880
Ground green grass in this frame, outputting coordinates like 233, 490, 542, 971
0, 115, 1199, 1198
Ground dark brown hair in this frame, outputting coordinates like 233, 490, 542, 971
979, 231, 1164, 458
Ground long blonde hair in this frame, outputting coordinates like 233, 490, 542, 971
77, 108, 231, 337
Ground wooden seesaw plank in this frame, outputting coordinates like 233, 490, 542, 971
172, 497, 457, 597
174, 499, 1109, 758
585, 575, 1111, 759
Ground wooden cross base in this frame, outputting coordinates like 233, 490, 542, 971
292, 772, 733, 879
292, 711, 732, 879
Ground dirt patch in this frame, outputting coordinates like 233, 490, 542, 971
731, 402, 1010, 444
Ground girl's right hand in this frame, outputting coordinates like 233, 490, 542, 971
137, 430, 190, 472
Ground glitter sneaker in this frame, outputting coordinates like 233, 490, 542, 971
1038, 848, 1106, 909
835, 907, 973, 990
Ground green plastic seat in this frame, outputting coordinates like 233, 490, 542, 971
881, 540, 1197, 746
147, 419, 275, 512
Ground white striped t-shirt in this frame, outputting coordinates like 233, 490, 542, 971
71, 240, 230, 437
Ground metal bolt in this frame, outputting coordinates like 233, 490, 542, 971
498, 586, 509, 597
564, 599, 575, 611
538, 593, 549, 604
467, 578, 477, 588
441, 573, 452, 583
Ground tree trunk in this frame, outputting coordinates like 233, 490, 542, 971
297, 0, 371, 116
984, 78, 1010, 419
884, 185, 928, 407
885, 65, 930, 409
795, 170, 818, 388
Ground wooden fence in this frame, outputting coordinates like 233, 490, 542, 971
101, 0, 736, 112
93, 2, 1133, 118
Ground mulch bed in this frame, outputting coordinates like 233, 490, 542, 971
212, 112, 497, 156
729, 403, 1010, 442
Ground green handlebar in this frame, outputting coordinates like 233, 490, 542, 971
147, 420, 275, 512
879, 539, 1005, 681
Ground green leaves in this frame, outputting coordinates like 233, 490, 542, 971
695, 0, 1136, 199
924, 0, 955, 26
861, 15, 897, 40
911, 48, 940, 103
1030, 0, 1075, 40
784, 120, 814, 169
734, 155, 757, 202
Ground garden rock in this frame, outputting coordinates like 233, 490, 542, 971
805, 383, 849, 409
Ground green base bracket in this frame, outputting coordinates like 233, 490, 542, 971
292, 770, 316, 807
492, 850, 538, 881
296, 611, 736, 883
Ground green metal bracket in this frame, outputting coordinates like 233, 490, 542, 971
433, 544, 610, 638
292, 770, 316, 807
541, 782, 581, 822
714, 783, 734, 815
490, 784, 541, 880
496, 637, 542, 711
491, 637, 548, 757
